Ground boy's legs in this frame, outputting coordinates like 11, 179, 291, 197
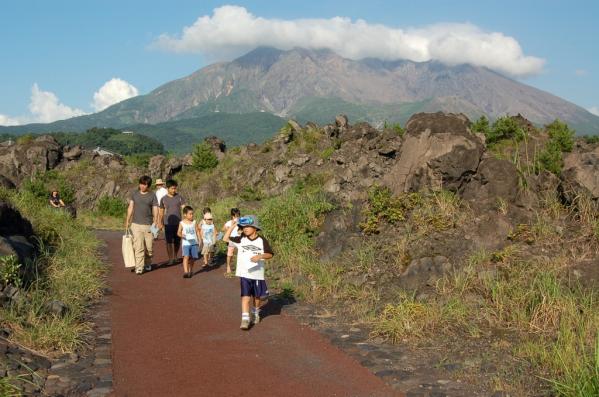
143, 225, 153, 270
182, 255, 189, 274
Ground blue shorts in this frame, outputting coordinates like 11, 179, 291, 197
240, 277, 269, 299
182, 244, 199, 259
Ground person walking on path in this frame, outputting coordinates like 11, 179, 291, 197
159, 179, 186, 266
155, 179, 167, 206
222, 208, 241, 277
125, 175, 159, 275
200, 212, 217, 268
224, 215, 274, 330
177, 206, 200, 278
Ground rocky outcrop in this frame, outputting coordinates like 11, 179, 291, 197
205, 136, 227, 160
561, 144, 599, 200
383, 113, 484, 194
0, 135, 62, 186
461, 157, 521, 210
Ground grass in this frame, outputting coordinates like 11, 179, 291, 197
0, 188, 104, 353
371, 244, 599, 395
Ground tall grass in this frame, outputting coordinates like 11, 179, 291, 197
372, 243, 599, 395
0, 188, 104, 352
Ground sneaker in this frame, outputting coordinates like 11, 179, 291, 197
144, 264, 152, 272
135, 270, 143, 275
251, 311, 261, 325
240, 318, 250, 330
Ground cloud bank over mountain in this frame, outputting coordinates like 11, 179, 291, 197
154, 5, 544, 77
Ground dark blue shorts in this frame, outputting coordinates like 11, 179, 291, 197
164, 225, 180, 244
240, 277, 269, 299
182, 244, 199, 259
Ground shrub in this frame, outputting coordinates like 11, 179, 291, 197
384, 121, 405, 137
546, 119, 575, 152
0, 255, 22, 288
360, 186, 420, 234
487, 116, 526, 144
536, 120, 575, 175
471, 115, 491, 136
22, 170, 75, 205
582, 135, 599, 144
125, 154, 153, 168
96, 196, 127, 217
192, 142, 218, 171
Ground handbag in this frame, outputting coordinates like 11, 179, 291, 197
122, 229, 136, 268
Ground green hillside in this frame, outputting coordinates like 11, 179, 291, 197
128, 112, 287, 154
52, 128, 165, 155
289, 97, 432, 126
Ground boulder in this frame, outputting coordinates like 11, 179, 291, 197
44, 300, 68, 317
287, 120, 303, 133
561, 145, 599, 200
383, 112, 484, 194
148, 155, 166, 179
0, 175, 15, 189
204, 136, 226, 160
461, 157, 521, 209
62, 145, 83, 161
0, 135, 62, 184
399, 256, 452, 291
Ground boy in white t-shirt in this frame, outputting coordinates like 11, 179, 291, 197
224, 214, 274, 330
222, 207, 241, 277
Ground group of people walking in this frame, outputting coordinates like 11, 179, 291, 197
124, 176, 274, 330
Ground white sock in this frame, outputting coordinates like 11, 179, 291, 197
242, 312, 250, 319
252, 307, 260, 314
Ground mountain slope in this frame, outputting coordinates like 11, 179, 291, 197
3, 46, 599, 136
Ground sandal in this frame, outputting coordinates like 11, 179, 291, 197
224, 272, 234, 278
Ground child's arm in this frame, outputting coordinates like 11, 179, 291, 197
177, 223, 184, 239
212, 227, 217, 242
199, 226, 204, 241
250, 238, 274, 262
195, 222, 201, 238
223, 220, 237, 243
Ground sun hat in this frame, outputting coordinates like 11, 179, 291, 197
238, 215, 261, 231
203, 213, 214, 221
155, 179, 165, 186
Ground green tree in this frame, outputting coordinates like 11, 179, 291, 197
471, 115, 491, 137
192, 142, 218, 171
536, 119, 575, 175
488, 116, 526, 144
545, 119, 574, 152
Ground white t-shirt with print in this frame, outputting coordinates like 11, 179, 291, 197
229, 235, 273, 280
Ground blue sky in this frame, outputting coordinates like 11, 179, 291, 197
1, 0, 598, 124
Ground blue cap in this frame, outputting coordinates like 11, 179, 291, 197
238, 215, 261, 230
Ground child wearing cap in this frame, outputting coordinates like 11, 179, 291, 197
223, 215, 274, 330
200, 212, 217, 267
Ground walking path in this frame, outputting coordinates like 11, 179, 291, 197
100, 231, 399, 397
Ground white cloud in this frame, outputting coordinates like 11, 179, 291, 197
1, 78, 138, 126
29, 83, 86, 123
589, 106, 599, 116
0, 114, 20, 126
92, 78, 139, 111
153, 5, 545, 77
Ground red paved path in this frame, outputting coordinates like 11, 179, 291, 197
100, 231, 399, 397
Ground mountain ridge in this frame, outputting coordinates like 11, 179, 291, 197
2, 46, 599, 136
